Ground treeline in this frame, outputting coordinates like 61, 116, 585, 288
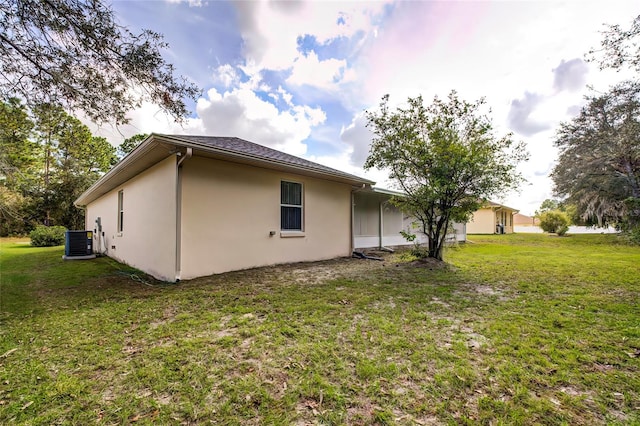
0, 99, 121, 236
551, 15, 640, 241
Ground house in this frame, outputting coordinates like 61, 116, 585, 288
353, 187, 466, 249
466, 201, 519, 234
75, 134, 466, 282
513, 213, 539, 226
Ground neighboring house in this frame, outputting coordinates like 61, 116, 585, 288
467, 201, 519, 234
353, 187, 466, 249
514, 213, 539, 226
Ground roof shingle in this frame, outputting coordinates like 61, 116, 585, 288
161, 134, 372, 183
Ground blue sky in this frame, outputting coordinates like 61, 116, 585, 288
96, 0, 638, 215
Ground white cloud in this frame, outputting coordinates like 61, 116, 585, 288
194, 86, 325, 155
507, 92, 550, 137
165, 0, 203, 7
277, 86, 294, 107
85, 83, 326, 158
287, 51, 353, 90
553, 58, 589, 93
233, 1, 389, 71
340, 112, 372, 167
212, 64, 240, 88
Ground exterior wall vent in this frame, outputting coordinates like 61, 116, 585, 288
63, 230, 96, 260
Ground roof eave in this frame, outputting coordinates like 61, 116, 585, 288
156, 134, 375, 187
75, 134, 163, 207
75, 134, 375, 207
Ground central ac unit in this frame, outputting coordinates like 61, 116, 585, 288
63, 230, 96, 260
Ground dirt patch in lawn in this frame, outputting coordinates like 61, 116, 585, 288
191, 250, 395, 288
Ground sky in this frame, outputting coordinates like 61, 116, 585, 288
93, 0, 639, 215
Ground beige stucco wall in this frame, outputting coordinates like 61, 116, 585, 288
85, 156, 177, 281
179, 157, 353, 279
467, 208, 496, 234
468, 208, 517, 234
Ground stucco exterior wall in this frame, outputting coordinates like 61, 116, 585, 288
467, 208, 517, 234
85, 156, 177, 281
179, 157, 353, 279
467, 208, 496, 234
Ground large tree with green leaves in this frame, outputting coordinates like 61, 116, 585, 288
117, 133, 148, 159
0, 98, 37, 234
0, 0, 200, 124
552, 80, 640, 228
365, 92, 528, 260
589, 14, 640, 73
30, 104, 116, 228
1, 101, 116, 234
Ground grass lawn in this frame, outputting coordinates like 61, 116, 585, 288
0, 234, 638, 425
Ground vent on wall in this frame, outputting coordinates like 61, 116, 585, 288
63, 230, 96, 260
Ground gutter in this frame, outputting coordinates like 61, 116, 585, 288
159, 134, 375, 187
74, 134, 156, 207
175, 147, 192, 282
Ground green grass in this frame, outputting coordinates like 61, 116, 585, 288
1, 234, 638, 425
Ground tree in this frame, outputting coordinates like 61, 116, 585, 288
0, 0, 200, 124
535, 198, 591, 227
538, 210, 569, 236
364, 92, 528, 260
28, 104, 115, 229
0, 98, 36, 183
117, 133, 148, 159
0, 98, 37, 235
535, 198, 560, 215
0, 101, 114, 234
552, 80, 640, 228
589, 14, 640, 72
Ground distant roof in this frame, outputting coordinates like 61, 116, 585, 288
75, 134, 374, 206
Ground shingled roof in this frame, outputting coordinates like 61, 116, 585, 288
75, 134, 374, 207
159, 134, 370, 183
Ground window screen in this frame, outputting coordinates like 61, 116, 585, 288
281, 181, 302, 231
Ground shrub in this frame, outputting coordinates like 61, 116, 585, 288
30, 225, 67, 247
400, 229, 429, 258
538, 210, 570, 236
628, 226, 640, 245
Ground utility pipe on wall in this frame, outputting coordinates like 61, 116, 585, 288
175, 147, 192, 282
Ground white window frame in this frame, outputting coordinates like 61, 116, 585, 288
117, 190, 124, 233
280, 180, 304, 233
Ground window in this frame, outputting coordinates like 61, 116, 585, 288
281, 181, 303, 231
117, 190, 124, 233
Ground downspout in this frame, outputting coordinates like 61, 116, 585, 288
175, 147, 192, 282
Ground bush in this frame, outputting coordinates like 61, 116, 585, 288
400, 229, 430, 258
628, 226, 640, 245
30, 225, 67, 247
538, 210, 569, 236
